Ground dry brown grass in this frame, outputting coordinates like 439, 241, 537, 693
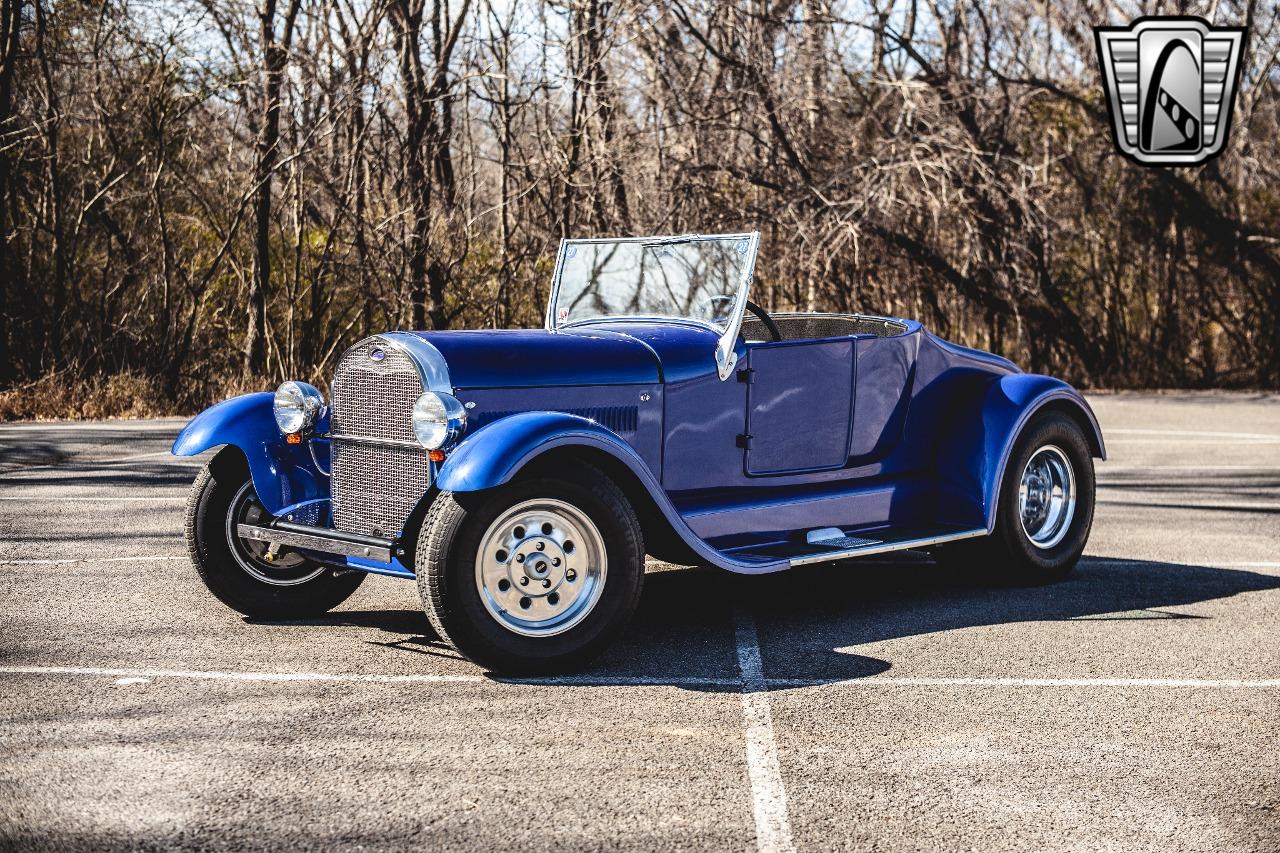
0, 371, 273, 422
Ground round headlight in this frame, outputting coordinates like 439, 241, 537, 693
273, 381, 325, 435
412, 392, 467, 450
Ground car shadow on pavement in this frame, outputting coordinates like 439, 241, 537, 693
262, 556, 1280, 691
725, 555, 1280, 686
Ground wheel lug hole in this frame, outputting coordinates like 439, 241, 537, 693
516, 554, 525, 563
566, 569, 577, 581
542, 578, 551, 588
519, 596, 531, 610
535, 541, 545, 551
497, 578, 510, 592
552, 557, 561, 567
519, 576, 529, 586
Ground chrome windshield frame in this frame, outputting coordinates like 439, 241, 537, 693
544, 231, 760, 381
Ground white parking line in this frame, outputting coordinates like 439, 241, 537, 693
771, 676, 1280, 688
1098, 499, 1280, 512
0, 555, 179, 566
1104, 439, 1280, 445
733, 606, 797, 853
0, 495, 187, 502
1099, 465, 1280, 472
0, 665, 485, 684
1105, 428, 1280, 440
5, 665, 1279, 691
0, 420, 186, 431
0, 665, 740, 688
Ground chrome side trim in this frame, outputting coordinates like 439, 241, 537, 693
788, 527, 987, 566
237, 521, 394, 562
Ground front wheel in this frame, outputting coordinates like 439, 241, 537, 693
936, 412, 1096, 583
415, 464, 644, 674
185, 448, 365, 618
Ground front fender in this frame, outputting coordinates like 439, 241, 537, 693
171, 392, 329, 516
935, 374, 1105, 530
437, 411, 645, 493
436, 412, 789, 574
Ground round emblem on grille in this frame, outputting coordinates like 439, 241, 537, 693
369, 348, 386, 362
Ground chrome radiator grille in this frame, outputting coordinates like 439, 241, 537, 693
331, 337, 420, 443
330, 336, 429, 537
331, 441, 431, 537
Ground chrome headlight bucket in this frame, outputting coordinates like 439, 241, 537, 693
273, 381, 326, 435
412, 391, 467, 450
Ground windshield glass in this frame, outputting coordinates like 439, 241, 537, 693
549, 233, 757, 329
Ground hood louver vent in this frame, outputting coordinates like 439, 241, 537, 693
471, 406, 639, 435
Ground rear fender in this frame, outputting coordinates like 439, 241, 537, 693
436, 412, 787, 574
935, 374, 1105, 530
171, 392, 330, 517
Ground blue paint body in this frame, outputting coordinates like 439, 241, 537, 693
171, 392, 330, 519
174, 315, 1104, 578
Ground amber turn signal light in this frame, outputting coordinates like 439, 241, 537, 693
428, 449, 446, 462
285, 432, 302, 445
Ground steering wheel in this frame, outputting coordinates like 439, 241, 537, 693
703, 296, 783, 342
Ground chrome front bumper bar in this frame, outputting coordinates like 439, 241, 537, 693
237, 520, 394, 563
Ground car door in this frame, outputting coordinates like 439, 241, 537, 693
743, 338, 855, 475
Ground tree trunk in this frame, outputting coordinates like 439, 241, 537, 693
244, 0, 301, 378
0, 0, 22, 380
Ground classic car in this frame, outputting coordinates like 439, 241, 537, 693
173, 232, 1104, 673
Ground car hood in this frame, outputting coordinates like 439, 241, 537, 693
405, 328, 662, 390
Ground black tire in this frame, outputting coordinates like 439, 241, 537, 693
935, 412, 1095, 584
185, 447, 364, 618
416, 463, 644, 674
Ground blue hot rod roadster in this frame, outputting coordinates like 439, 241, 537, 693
174, 232, 1104, 673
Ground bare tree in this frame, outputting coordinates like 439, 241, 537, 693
2, 0, 1279, 419
244, 0, 303, 376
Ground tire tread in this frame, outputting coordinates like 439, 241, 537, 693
186, 448, 364, 618
415, 463, 643, 673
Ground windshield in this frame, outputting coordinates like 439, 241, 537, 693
548, 233, 758, 329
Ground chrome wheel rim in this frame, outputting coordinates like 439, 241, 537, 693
1018, 445, 1076, 550
225, 482, 326, 586
475, 499, 607, 637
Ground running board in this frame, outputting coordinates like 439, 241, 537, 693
724, 525, 987, 567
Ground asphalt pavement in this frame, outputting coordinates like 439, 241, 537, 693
1, 392, 1278, 851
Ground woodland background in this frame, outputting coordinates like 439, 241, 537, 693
1, 0, 1278, 418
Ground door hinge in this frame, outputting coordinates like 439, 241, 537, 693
736, 368, 754, 384
735, 433, 753, 449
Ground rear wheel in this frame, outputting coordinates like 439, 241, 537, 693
415, 464, 644, 674
936, 412, 1095, 583
185, 448, 364, 618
